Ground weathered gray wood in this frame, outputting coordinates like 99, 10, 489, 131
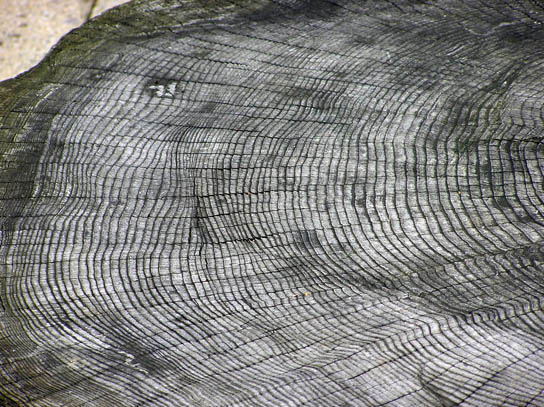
1, 0, 544, 405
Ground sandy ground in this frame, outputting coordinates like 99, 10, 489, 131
0, 0, 130, 81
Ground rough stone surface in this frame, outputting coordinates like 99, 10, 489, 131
1, 0, 543, 406
0, 0, 129, 80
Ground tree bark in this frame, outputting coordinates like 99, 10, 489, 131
1, 0, 544, 405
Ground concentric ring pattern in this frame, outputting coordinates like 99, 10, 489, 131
1, 0, 543, 406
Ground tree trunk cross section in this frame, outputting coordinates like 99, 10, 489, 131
1, 0, 543, 406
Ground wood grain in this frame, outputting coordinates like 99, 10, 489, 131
1, 0, 543, 405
